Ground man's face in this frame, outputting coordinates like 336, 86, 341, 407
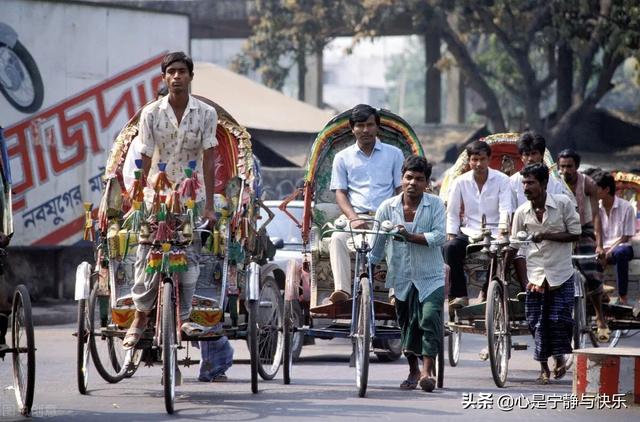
522, 174, 545, 201
163, 61, 192, 95
469, 151, 490, 175
558, 157, 578, 183
521, 150, 543, 166
402, 170, 428, 199
596, 185, 609, 201
352, 114, 378, 147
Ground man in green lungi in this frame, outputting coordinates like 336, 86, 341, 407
369, 155, 446, 392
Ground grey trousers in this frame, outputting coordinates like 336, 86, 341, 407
131, 242, 200, 322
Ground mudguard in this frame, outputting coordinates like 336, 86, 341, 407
0, 23, 18, 47
247, 262, 260, 301
74, 261, 92, 300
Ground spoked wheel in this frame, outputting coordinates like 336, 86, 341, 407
436, 330, 445, 389
88, 283, 129, 384
77, 297, 90, 394
373, 337, 402, 362
11, 285, 35, 416
247, 298, 259, 394
354, 277, 371, 398
161, 281, 177, 414
282, 299, 297, 385
608, 329, 623, 347
486, 279, 508, 388
447, 325, 461, 367
256, 277, 284, 381
566, 294, 589, 370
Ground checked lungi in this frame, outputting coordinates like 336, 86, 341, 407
525, 278, 574, 361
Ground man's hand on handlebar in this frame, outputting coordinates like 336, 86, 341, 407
349, 218, 368, 230
202, 208, 217, 229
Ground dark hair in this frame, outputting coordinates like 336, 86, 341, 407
161, 51, 193, 75
520, 163, 549, 187
349, 104, 380, 128
466, 140, 492, 157
401, 155, 432, 179
592, 171, 616, 196
517, 131, 546, 155
557, 148, 581, 167
156, 85, 168, 98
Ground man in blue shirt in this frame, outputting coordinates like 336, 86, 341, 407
370, 155, 446, 392
328, 104, 404, 303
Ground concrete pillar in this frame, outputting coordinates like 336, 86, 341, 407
425, 27, 441, 123
304, 49, 323, 107
445, 63, 466, 124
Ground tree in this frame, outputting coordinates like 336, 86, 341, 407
386, 38, 426, 125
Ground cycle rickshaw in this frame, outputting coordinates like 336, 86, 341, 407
279, 108, 444, 397
439, 132, 563, 387
74, 97, 283, 413
0, 127, 35, 416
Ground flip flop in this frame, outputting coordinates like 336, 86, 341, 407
553, 359, 567, 380
536, 371, 550, 385
212, 374, 228, 383
123, 327, 144, 350
597, 327, 611, 343
418, 376, 436, 392
400, 378, 418, 390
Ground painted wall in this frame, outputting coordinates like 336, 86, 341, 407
1, 0, 189, 245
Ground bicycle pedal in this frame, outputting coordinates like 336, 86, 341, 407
511, 343, 528, 350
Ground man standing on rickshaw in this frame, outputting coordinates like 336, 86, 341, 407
557, 149, 610, 341
369, 156, 445, 392
444, 140, 512, 308
328, 104, 405, 304
122, 52, 219, 349
511, 163, 581, 384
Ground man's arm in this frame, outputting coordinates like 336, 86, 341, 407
369, 204, 390, 265
446, 180, 462, 240
532, 198, 581, 243
586, 177, 603, 249
137, 108, 155, 185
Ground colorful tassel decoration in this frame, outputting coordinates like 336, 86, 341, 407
121, 200, 145, 255
151, 162, 171, 215
146, 249, 163, 273
166, 184, 182, 215
154, 203, 172, 244
168, 250, 188, 273
83, 202, 94, 241
178, 160, 201, 201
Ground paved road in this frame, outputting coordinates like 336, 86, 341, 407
1, 323, 639, 421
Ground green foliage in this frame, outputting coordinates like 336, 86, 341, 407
385, 37, 426, 125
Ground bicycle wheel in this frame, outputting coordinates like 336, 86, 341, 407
88, 283, 128, 383
247, 297, 259, 393
282, 299, 295, 385
486, 279, 508, 388
256, 277, 284, 380
77, 297, 90, 394
447, 326, 461, 367
354, 277, 371, 398
437, 329, 445, 389
162, 281, 176, 414
11, 285, 35, 416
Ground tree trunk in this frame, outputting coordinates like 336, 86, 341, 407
556, 42, 573, 119
425, 26, 441, 124
297, 51, 306, 101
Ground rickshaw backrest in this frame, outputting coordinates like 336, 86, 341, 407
305, 109, 425, 229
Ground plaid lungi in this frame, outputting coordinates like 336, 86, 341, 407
525, 278, 574, 361
575, 224, 602, 294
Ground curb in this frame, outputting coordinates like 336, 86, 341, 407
31, 302, 77, 326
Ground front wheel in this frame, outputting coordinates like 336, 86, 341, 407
11, 285, 35, 416
76, 298, 90, 394
247, 298, 259, 394
256, 277, 284, 381
486, 279, 508, 388
162, 281, 177, 414
354, 277, 371, 398
282, 299, 297, 385
447, 326, 461, 367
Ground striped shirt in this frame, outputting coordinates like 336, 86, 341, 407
369, 193, 445, 302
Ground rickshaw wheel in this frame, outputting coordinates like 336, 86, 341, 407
162, 281, 176, 414
355, 277, 371, 398
282, 298, 297, 385
248, 298, 259, 394
256, 277, 284, 381
486, 279, 508, 388
11, 285, 35, 416
437, 329, 445, 389
447, 326, 461, 367
77, 297, 90, 394
88, 283, 128, 383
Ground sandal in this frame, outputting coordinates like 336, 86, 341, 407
400, 378, 418, 390
123, 327, 144, 350
597, 327, 611, 343
536, 371, 550, 385
553, 357, 567, 380
418, 376, 436, 392
212, 374, 228, 382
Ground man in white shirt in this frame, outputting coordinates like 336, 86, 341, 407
444, 140, 512, 308
328, 104, 404, 303
123, 52, 218, 349
593, 171, 636, 305
511, 163, 581, 384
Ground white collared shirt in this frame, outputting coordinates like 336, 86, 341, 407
330, 139, 404, 213
600, 196, 636, 249
510, 171, 571, 209
138, 95, 218, 203
511, 193, 582, 286
446, 168, 512, 235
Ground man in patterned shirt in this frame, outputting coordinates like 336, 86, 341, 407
123, 52, 218, 349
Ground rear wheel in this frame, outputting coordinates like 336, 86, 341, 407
447, 326, 461, 367
437, 328, 444, 389
486, 279, 508, 388
162, 282, 176, 414
256, 277, 284, 380
373, 337, 402, 362
354, 277, 371, 398
248, 298, 259, 393
11, 285, 35, 416
282, 299, 296, 385
77, 298, 90, 394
